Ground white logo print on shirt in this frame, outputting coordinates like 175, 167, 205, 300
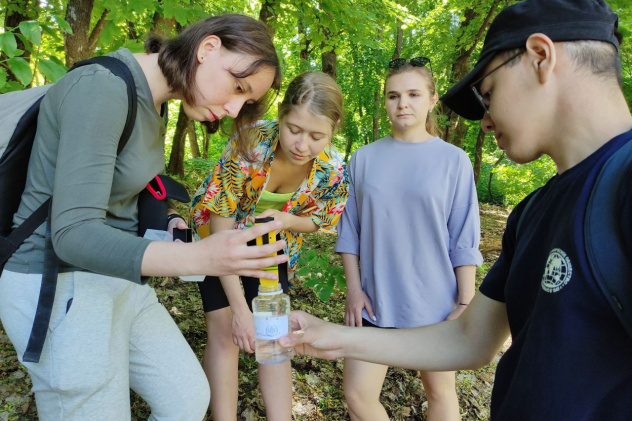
541, 248, 573, 293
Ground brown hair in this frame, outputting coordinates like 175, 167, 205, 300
278, 72, 344, 133
384, 63, 439, 137
145, 14, 281, 136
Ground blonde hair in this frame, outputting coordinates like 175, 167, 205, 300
278, 72, 344, 133
385, 64, 439, 136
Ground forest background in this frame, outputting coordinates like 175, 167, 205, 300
1, 0, 631, 419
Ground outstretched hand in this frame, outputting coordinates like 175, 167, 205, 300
199, 220, 288, 279
278, 310, 347, 360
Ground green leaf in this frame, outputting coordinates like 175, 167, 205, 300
38, 58, 68, 82
0, 68, 7, 91
14, 34, 34, 54
128, 0, 155, 12
296, 266, 311, 277
56, 16, 73, 35
46, 55, 66, 66
121, 39, 145, 53
0, 80, 24, 94
305, 250, 317, 260
303, 277, 318, 288
18, 21, 42, 46
41, 23, 62, 41
331, 267, 345, 276
336, 275, 346, 290
7, 57, 33, 86
0, 33, 19, 57
316, 285, 333, 302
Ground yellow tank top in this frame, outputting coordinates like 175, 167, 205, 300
253, 189, 294, 216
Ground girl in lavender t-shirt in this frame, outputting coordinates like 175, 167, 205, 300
336, 58, 483, 421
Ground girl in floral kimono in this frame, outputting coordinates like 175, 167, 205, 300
190, 71, 348, 421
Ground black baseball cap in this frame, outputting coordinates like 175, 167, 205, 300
440, 0, 620, 121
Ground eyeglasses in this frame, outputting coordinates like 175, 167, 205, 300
469, 50, 524, 114
388, 56, 433, 74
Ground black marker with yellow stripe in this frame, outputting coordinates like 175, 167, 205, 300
247, 217, 288, 288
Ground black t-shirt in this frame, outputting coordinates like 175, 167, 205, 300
480, 130, 632, 421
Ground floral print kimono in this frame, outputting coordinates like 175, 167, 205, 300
190, 120, 349, 273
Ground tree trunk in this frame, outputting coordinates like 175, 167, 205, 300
441, 1, 500, 145
152, 10, 176, 37
488, 152, 505, 203
188, 120, 200, 158
473, 128, 486, 184
64, 0, 110, 67
127, 20, 138, 40
320, 16, 336, 79
298, 16, 311, 68
202, 129, 210, 160
321, 49, 337, 79
372, 89, 380, 142
259, 0, 276, 39
392, 19, 403, 60
168, 103, 188, 176
344, 136, 353, 161
451, 120, 468, 149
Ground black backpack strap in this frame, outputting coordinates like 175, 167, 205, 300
20, 56, 138, 363
585, 138, 632, 338
23, 204, 59, 362
69, 56, 138, 153
0, 199, 50, 268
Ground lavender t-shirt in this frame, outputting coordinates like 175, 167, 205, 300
335, 136, 482, 328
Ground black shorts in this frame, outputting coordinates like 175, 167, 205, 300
198, 260, 289, 313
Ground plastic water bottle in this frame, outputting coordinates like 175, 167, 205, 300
250, 217, 293, 364
252, 282, 293, 364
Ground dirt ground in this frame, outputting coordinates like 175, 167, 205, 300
0, 204, 510, 420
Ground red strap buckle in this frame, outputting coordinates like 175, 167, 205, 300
146, 176, 166, 200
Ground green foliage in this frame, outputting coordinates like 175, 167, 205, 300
476, 151, 556, 206
0, 17, 70, 91
37, 57, 67, 82
18, 21, 42, 46
0, 32, 20, 57
5, 57, 31, 85
296, 236, 346, 302
493, 156, 556, 205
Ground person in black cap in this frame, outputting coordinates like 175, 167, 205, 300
276, 0, 632, 419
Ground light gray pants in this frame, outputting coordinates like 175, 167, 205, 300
0, 270, 210, 421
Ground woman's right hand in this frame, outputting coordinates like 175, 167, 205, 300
231, 307, 256, 353
345, 289, 375, 327
141, 219, 288, 279
197, 220, 287, 279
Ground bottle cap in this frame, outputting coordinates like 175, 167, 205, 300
260, 278, 278, 288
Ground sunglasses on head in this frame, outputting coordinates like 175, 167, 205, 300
388, 56, 433, 74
